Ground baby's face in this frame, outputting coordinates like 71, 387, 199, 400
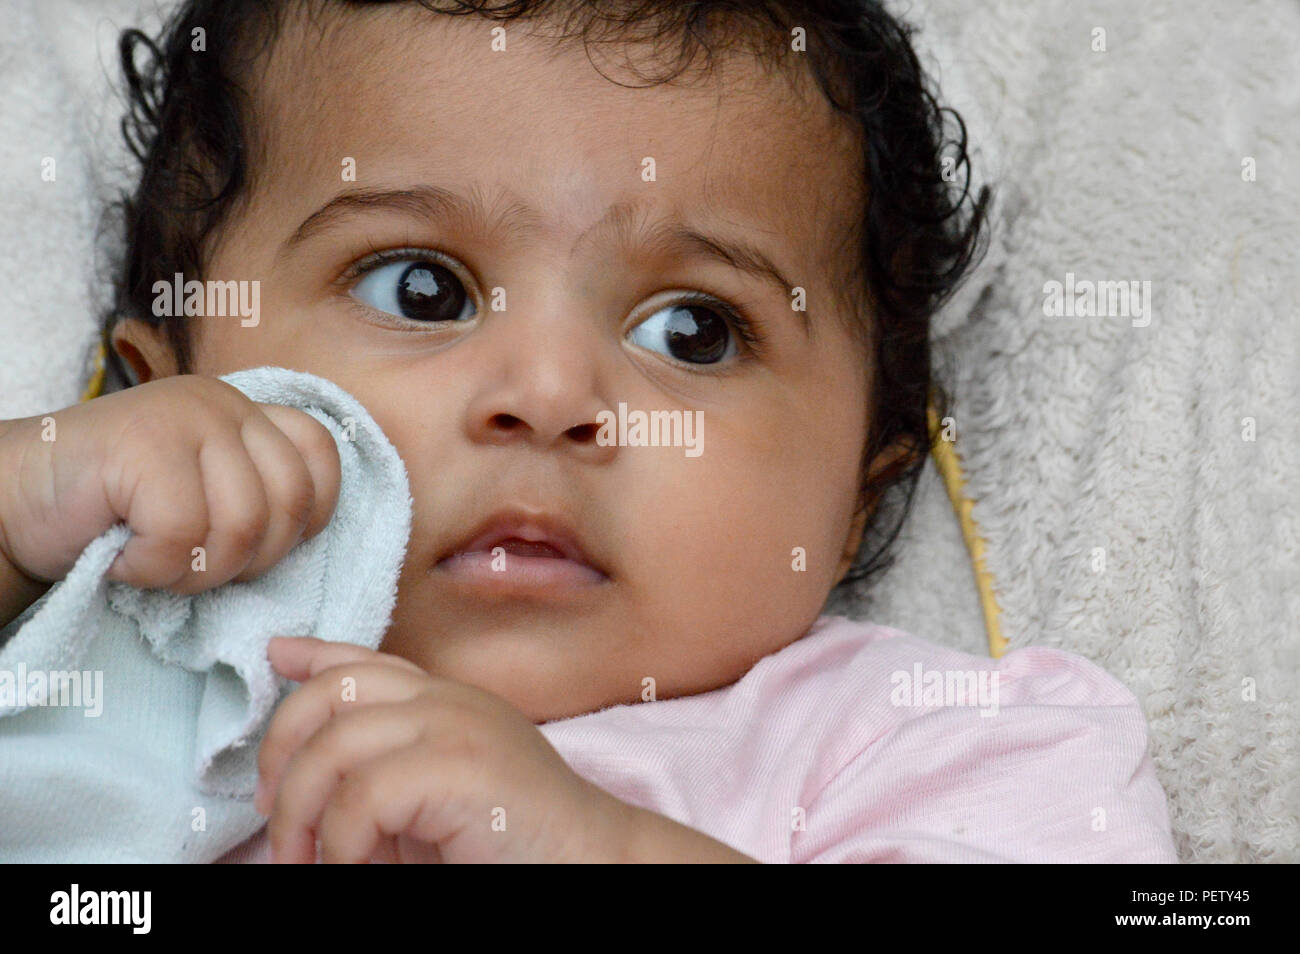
151, 7, 871, 721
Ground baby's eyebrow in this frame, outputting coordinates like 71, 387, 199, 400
275, 184, 807, 333
276, 184, 536, 261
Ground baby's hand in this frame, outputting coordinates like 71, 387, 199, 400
255, 637, 637, 863
0, 375, 340, 595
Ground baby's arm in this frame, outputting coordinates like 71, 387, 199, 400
794, 645, 1178, 863
0, 377, 342, 632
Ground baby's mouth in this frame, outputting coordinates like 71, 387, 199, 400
433, 510, 610, 593
490, 538, 568, 560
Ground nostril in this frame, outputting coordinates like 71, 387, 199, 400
491, 413, 524, 430
566, 422, 598, 442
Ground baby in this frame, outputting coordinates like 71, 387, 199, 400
0, 0, 1177, 862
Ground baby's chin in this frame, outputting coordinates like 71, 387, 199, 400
377, 592, 646, 721
377, 544, 820, 720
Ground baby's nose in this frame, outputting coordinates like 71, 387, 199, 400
460, 305, 618, 459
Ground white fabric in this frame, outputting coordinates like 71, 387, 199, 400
0, 367, 412, 861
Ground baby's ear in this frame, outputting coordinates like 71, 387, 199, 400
864, 435, 925, 491
834, 436, 925, 584
110, 317, 180, 385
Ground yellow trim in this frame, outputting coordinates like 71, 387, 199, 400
927, 403, 1008, 658
80, 339, 107, 403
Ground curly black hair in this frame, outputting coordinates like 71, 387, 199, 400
101, 0, 991, 592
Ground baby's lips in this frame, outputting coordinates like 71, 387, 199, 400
437, 507, 609, 577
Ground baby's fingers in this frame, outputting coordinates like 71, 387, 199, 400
106, 431, 266, 592
257, 646, 432, 812
266, 635, 428, 683
227, 408, 328, 582
265, 704, 424, 862
253, 405, 341, 543
315, 745, 452, 864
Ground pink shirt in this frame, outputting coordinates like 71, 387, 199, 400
218, 615, 1178, 863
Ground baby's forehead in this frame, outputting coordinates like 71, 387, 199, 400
247, 4, 863, 278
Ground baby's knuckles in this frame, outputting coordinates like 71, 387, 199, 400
420, 692, 630, 863
2, 375, 338, 589
52, 376, 242, 509
339, 683, 607, 862
106, 377, 263, 465
257, 657, 429, 790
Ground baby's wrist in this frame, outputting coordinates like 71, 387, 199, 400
562, 779, 644, 864
619, 803, 760, 864
0, 417, 53, 628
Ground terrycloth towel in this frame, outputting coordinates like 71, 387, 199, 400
0, 366, 413, 862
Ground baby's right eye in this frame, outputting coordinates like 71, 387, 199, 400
350, 253, 477, 324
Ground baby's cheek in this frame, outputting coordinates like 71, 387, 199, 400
709, 433, 852, 599
640, 451, 840, 661
734, 500, 843, 619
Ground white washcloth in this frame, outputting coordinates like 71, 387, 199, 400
0, 366, 412, 862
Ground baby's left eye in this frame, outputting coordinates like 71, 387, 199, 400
627, 302, 737, 365
350, 256, 476, 324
